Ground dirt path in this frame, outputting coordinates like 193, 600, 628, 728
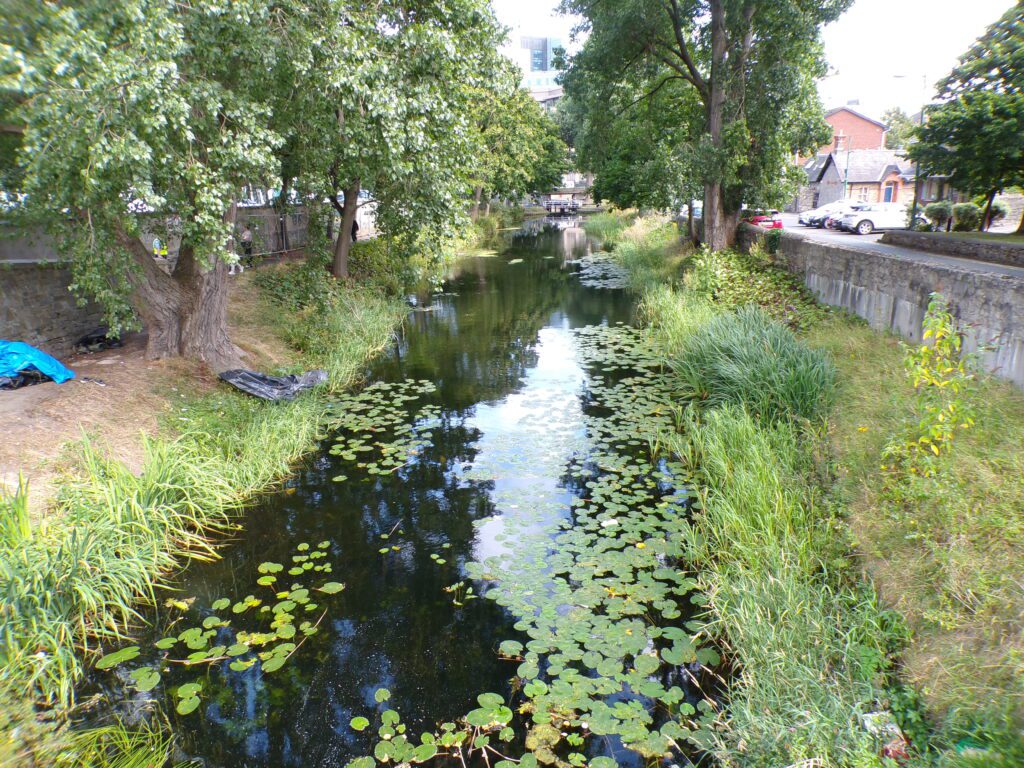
0, 272, 294, 518
0, 334, 177, 517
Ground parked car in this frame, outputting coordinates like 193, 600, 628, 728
742, 209, 783, 229
840, 202, 913, 235
799, 200, 856, 228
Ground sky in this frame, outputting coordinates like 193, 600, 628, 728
490, 0, 1015, 118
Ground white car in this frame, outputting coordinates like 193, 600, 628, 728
840, 202, 910, 235
799, 199, 856, 227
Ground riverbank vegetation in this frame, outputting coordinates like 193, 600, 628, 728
0, 266, 404, 764
600, 216, 1024, 764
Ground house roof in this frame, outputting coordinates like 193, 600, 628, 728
824, 106, 889, 130
822, 149, 914, 184
802, 154, 831, 183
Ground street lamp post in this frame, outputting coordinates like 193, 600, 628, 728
894, 74, 929, 227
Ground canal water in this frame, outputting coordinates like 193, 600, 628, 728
108, 218, 701, 767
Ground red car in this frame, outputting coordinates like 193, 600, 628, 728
741, 209, 783, 229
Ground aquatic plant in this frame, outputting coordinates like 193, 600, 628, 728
93, 542, 344, 715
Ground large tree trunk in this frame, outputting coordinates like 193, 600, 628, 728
331, 180, 360, 278
982, 189, 997, 231
113, 209, 241, 371
702, 0, 733, 252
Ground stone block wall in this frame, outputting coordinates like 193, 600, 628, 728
0, 262, 105, 357
880, 231, 1024, 269
739, 224, 1024, 389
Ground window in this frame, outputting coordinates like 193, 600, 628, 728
883, 182, 897, 203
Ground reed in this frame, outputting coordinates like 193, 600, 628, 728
0, 277, 404, 724
581, 209, 636, 248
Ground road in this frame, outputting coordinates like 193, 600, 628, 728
777, 213, 1024, 280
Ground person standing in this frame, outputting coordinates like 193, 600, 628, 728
351, 217, 359, 243
240, 224, 254, 266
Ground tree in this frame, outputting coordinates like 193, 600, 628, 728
909, 5, 1024, 232
560, 0, 849, 249
468, 63, 570, 217
276, 0, 506, 278
883, 107, 915, 149
1, 0, 281, 368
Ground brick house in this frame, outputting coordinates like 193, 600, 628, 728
818, 107, 888, 154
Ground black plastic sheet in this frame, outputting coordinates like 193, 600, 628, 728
218, 369, 329, 401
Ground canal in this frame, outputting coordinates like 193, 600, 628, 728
99, 218, 708, 767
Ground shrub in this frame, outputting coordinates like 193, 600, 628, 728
883, 293, 976, 475
925, 201, 953, 230
952, 202, 982, 231
665, 304, 837, 424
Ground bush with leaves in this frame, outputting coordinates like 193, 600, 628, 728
952, 203, 982, 232
883, 294, 976, 475
925, 201, 953, 230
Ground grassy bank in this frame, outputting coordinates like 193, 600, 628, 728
0, 256, 405, 764
604, 219, 1023, 764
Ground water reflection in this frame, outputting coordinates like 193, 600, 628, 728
163, 219, 635, 767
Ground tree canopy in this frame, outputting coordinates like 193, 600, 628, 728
882, 107, 915, 150
560, 0, 849, 248
909, 4, 1024, 231
0, 0, 510, 365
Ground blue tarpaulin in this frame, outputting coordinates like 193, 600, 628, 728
0, 340, 75, 384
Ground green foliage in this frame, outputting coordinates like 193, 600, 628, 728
883, 295, 976, 475
883, 106, 916, 150
911, 9, 1024, 208
684, 245, 828, 331
255, 260, 405, 386
561, 0, 849, 232
665, 406, 892, 766
469, 65, 571, 204
1, 0, 282, 332
659, 304, 837, 424
581, 210, 636, 248
925, 200, 954, 229
807, 312, 1024, 755
953, 203, 982, 232
0, 474, 31, 547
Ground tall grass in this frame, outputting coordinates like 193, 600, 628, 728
0, 271, 404, 723
626, 219, 894, 766
663, 304, 837, 424
581, 209, 636, 248
0, 476, 31, 547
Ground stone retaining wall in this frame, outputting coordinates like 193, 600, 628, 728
0, 262, 105, 357
739, 224, 1024, 388
880, 230, 1024, 269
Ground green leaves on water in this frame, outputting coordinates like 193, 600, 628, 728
326, 379, 439, 477
95, 646, 139, 670
350, 716, 370, 732
93, 542, 345, 717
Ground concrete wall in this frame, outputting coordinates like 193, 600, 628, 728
1, 262, 104, 356
739, 225, 1024, 389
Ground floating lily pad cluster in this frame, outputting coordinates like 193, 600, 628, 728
327, 379, 439, 477
346, 325, 718, 768
573, 253, 630, 290
466, 324, 717, 760
94, 542, 345, 716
